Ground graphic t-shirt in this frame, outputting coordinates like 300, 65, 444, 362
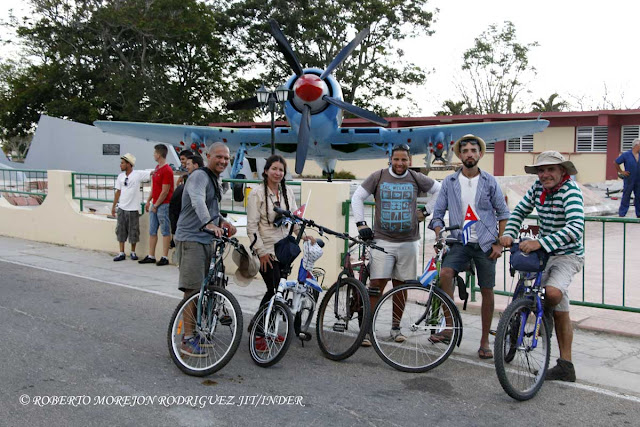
151, 163, 174, 205
361, 169, 436, 242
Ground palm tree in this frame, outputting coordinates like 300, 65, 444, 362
531, 93, 568, 112
435, 100, 476, 116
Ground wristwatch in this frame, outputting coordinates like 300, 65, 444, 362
356, 221, 367, 227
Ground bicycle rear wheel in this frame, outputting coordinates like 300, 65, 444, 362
494, 298, 551, 401
371, 281, 461, 373
167, 287, 243, 376
248, 300, 294, 367
316, 277, 371, 361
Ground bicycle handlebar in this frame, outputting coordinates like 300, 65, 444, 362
273, 206, 385, 253
199, 222, 242, 248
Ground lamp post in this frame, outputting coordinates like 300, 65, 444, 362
257, 84, 290, 155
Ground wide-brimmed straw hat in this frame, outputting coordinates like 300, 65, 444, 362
453, 134, 486, 158
524, 151, 578, 175
120, 153, 136, 166
232, 244, 259, 287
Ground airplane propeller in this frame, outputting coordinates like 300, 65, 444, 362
226, 19, 389, 174
296, 104, 312, 174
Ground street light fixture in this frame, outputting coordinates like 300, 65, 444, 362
257, 84, 291, 155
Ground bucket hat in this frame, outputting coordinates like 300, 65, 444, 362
524, 151, 577, 175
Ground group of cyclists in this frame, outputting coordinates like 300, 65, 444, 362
171, 136, 585, 383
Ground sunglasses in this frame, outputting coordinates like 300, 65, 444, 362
391, 144, 410, 154
124, 177, 129, 186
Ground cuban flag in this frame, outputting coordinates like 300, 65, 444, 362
462, 204, 478, 245
293, 204, 306, 218
419, 257, 438, 286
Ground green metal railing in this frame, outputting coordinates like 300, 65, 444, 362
71, 173, 146, 213
489, 215, 640, 313
68, 174, 302, 216
343, 200, 640, 313
0, 168, 48, 202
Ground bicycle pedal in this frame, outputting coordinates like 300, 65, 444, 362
489, 329, 497, 336
219, 315, 232, 326
332, 322, 346, 333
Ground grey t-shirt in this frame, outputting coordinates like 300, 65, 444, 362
174, 168, 220, 245
361, 169, 436, 242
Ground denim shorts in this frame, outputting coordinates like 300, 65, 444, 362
149, 203, 171, 237
441, 242, 496, 288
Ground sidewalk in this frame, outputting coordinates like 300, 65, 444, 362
1, 235, 639, 397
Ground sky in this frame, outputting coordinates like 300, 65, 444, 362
1, 0, 639, 116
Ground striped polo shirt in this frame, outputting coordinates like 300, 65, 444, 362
504, 179, 584, 256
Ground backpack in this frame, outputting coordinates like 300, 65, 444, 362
170, 168, 222, 233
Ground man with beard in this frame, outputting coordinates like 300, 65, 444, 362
352, 144, 440, 345
429, 134, 510, 359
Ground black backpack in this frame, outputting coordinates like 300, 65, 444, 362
170, 168, 222, 233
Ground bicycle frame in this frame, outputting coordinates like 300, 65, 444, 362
512, 271, 546, 351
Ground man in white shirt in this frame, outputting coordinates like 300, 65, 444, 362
112, 153, 151, 261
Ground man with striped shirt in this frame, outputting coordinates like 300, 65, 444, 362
500, 151, 584, 382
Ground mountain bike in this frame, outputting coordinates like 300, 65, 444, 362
370, 225, 464, 372
167, 226, 243, 376
315, 232, 385, 361
494, 242, 551, 401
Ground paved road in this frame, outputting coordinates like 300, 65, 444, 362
2, 261, 639, 426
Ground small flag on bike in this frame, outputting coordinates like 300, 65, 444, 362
293, 204, 306, 217
462, 204, 478, 245
419, 257, 438, 286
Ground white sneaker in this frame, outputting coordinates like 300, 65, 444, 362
361, 334, 372, 347
390, 327, 406, 343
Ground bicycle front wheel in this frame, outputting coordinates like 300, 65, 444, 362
371, 281, 461, 373
167, 287, 243, 377
248, 300, 294, 367
316, 277, 371, 361
494, 298, 551, 401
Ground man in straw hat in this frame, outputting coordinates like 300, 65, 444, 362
429, 134, 510, 360
111, 153, 151, 261
500, 151, 584, 382
614, 138, 640, 217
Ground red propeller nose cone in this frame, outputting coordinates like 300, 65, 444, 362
294, 74, 324, 102
436, 143, 444, 150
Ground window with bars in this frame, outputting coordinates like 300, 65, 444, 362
576, 126, 608, 152
621, 125, 639, 151
506, 134, 534, 152
484, 141, 495, 152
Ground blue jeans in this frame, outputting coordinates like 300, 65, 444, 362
149, 203, 171, 236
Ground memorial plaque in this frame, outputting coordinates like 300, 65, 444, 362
103, 144, 120, 155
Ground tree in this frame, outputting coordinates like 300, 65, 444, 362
225, 0, 435, 117
531, 93, 567, 112
435, 99, 476, 116
0, 0, 241, 140
456, 21, 537, 114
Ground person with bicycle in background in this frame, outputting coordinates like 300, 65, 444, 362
352, 144, 441, 346
429, 134, 510, 360
174, 142, 237, 357
499, 151, 584, 382
246, 155, 299, 351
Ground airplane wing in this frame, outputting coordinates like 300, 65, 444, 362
329, 119, 550, 158
93, 121, 298, 155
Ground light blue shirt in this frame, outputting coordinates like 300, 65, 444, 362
429, 169, 510, 252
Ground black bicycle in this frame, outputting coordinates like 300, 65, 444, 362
167, 225, 243, 376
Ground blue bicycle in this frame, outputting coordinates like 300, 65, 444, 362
494, 241, 551, 401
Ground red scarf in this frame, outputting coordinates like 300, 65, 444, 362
540, 174, 571, 204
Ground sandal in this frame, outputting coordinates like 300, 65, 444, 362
478, 347, 493, 359
429, 332, 452, 344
